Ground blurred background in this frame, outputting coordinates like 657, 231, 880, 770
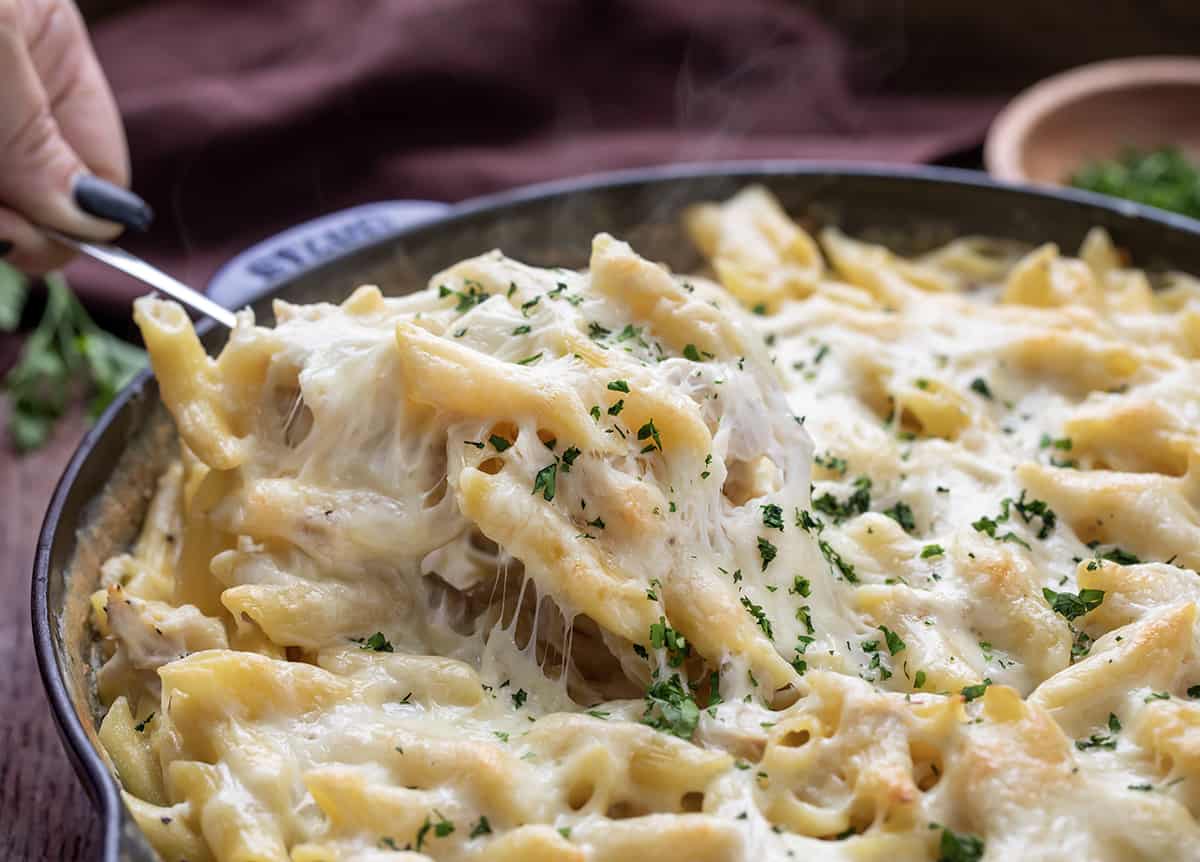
4, 1, 1200, 857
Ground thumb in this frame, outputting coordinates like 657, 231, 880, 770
0, 0, 149, 242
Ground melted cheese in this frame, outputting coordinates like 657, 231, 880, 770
93, 187, 1200, 862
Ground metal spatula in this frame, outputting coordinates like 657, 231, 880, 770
44, 229, 237, 329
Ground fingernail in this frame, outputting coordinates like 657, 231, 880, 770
72, 175, 154, 232
0, 240, 12, 257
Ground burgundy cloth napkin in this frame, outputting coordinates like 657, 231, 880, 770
74, 0, 1004, 309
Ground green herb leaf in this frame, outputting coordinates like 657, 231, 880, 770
884, 500, 916, 534
1043, 587, 1105, 621
960, 679, 992, 702
879, 625, 906, 655
757, 537, 778, 571
968, 377, 993, 400
532, 462, 557, 501
355, 632, 394, 652
642, 673, 700, 739
937, 825, 985, 862
489, 434, 511, 452
761, 503, 784, 531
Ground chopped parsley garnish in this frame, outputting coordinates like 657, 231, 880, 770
642, 673, 700, 739
814, 452, 848, 475
1188, 685, 1200, 699
415, 811, 456, 850
683, 343, 703, 361
796, 508, 822, 532
701, 453, 712, 479
587, 516, 605, 530
493, 731, 509, 742
354, 632, 394, 652
636, 419, 663, 453
936, 825, 985, 862
532, 462, 557, 501
757, 537, 778, 570
380, 837, 399, 850
1071, 629, 1094, 660
589, 404, 601, 421
969, 377, 993, 400
790, 576, 811, 597
960, 679, 992, 702
879, 625, 906, 655
740, 596, 774, 640
134, 712, 154, 733
914, 670, 927, 689
616, 324, 641, 341
607, 379, 630, 393
1100, 546, 1141, 565
649, 616, 690, 666
512, 324, 531, 335
1076, 714, 1121, 751
586, 710, 610, 719
488, 434, 511, 452
438, 282, 489, 313
588, 321, 611, 339
560, 446, 581, 472
1043, 587, 1105, 621
921, 544, 945, 559
1039, 434, 1073, 451
812, 476, 871, 523
464, 440, 484, 449
515, 352, 543, 366
520, 296, 540, 316
761, 503, 784, 531
792, 636, 815, 674
970, 497, 1032, 549
811, 536, 852, 582
1010, 490, 1057, 539
511, 688, 528, 709
470, 816, 492, 838
751, 303, 767, 315
1145, 691, 1171, 702
884, 501, 916, 534
607, 399, 624, 416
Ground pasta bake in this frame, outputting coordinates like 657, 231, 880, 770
93, 186, 1200, 861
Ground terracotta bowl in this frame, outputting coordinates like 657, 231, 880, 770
985, 56, 1200, 187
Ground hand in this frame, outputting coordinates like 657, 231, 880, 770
0, 0, 151, 273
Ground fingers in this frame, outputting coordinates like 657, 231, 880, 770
26, 0, 128, 186
0, 0, 150, 271
0, 203, 72, 273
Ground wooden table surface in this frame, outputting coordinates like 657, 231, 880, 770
1, 401, 105, 860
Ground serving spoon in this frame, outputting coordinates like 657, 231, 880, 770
44, 229, 238, 329
41, 229, 315, 440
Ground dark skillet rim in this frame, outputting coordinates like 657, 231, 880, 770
31, 159, 1200, 860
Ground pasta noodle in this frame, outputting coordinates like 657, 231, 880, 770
92, 186, 1200, 861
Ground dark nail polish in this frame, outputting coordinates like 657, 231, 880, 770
72, 175, 154, 232
0, 240, 12, 257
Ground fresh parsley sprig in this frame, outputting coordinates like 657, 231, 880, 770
2, 268, 146, 451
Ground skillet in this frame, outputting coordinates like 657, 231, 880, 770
31, 161, 1200, 861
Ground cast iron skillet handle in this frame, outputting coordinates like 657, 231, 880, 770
205, 200, 452, 310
